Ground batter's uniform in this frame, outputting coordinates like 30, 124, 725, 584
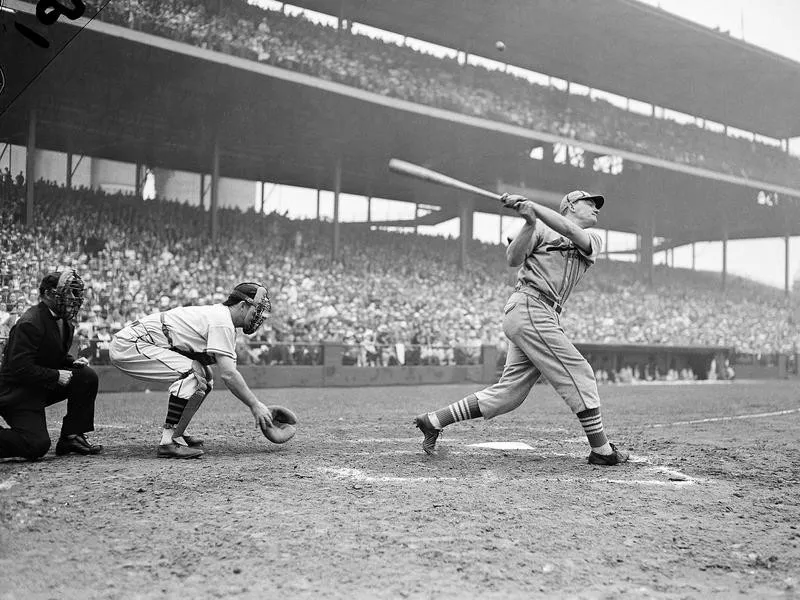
475, 221, 603, 418
109, 304, 237, 398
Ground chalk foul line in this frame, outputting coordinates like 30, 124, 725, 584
652, 407, 800, 428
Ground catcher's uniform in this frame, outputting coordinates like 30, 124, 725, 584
476, 221, 603, 417
109, 305, 236, 399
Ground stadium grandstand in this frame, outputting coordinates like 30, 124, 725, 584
0, 0, 798, 382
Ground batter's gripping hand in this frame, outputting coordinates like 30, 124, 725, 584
260, 405, 298, 444
501, 193, 536, 225
500, 192, 526, 210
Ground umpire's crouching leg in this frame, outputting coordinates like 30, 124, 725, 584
0, 401, 52, 461
54, 366, 100, 437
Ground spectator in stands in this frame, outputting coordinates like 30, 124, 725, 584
2, 176, 797, 368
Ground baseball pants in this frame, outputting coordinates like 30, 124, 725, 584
109, 327, 204, 400
0, 366, 99, 459
476, 291, 600, 418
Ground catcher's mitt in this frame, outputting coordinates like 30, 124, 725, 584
261, 405, 298, 444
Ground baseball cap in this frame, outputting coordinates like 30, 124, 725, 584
559, 190, 605, 213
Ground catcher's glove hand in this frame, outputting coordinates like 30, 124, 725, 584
261, 405, 298, 444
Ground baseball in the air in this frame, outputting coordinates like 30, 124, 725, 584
495, 41, 506, 51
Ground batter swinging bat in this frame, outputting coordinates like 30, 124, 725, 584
388, 159, 503, 202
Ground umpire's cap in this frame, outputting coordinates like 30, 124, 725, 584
559, 190, 604, 213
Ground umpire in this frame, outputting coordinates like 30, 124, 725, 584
0, 270, 102, 460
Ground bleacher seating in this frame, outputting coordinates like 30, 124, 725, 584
1, 178, 796, 371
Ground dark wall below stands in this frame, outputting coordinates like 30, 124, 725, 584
91, 343, 750, 393
95, 364, 488, 393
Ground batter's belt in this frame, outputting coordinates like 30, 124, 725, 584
513, 284, 563, 315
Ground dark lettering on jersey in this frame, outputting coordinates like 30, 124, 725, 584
543, 237, 575, 254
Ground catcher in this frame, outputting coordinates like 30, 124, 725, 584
109, 282, 297, 458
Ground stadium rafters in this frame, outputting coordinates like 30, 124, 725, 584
290, 0, 800, 139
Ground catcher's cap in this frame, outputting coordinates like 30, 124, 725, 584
226, 282, 261, 304
560, 190, 604, 213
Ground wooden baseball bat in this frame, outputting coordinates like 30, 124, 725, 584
388, 158, 502, 202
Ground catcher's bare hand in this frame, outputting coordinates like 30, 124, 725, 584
72, 357, 89, 369
252, 401, 275, 433
191, 361, 209, 392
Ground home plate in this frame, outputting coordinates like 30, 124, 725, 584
469, 442, 535, 450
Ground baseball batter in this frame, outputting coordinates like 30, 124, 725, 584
110, 282, 280, 458
414, 190, 629, 465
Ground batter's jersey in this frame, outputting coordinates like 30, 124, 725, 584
515, 222, 603, 304
120, 304, 237, 360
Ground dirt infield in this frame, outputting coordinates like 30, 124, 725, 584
1, 380, 799, 599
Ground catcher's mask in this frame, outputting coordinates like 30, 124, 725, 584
50, 269, 85, 320
230, 283, 271, 334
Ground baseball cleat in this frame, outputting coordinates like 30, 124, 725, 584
157, 443, 204, 459
180, 434, 204, 447
414, 413, 441, 455
587, 443, 629, 466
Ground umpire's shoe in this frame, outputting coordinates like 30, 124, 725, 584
587, 443, 629, 466
55, 434, 104, 456
157, 443, 204, 459
414, 413, 441, 455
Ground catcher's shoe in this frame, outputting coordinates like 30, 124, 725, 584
180, 435, 204, 447
587, 443, 629, 466
414, 413, 441, 455
157, 443, 204, 459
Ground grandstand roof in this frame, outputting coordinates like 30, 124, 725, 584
1, 2, 800, 247
291, 0, 800, 139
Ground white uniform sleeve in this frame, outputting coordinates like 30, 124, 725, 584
577, 231, 604, 264
205, 307, 237, 359
206, 326, 236, 359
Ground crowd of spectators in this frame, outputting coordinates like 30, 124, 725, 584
49, 0, 800, 188
1, 178, 798, 374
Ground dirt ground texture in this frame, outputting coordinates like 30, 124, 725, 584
1, 380, 799, 599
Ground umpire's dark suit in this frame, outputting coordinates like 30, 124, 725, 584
0, 302, 99, 459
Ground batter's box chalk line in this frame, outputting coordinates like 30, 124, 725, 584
468, 441, 536, 450
344, 438, 421, 443
621, 455, 703, 486
317, 466, 459, 483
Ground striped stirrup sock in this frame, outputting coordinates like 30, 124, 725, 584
577, 407, 610, 451
429, 394, 482, 429
165, 394, 190, 427
174, 388, 210, 437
